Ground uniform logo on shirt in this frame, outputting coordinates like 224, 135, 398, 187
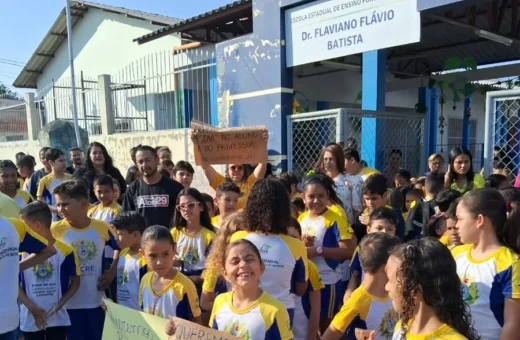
117, 267, 128, 286
181, 246, 200, 266
224, 320, 251, 339
259, 244, 271, 255
461, 275, 480, 305
72, 240, 97, 263
379, 308, 398, 339
136, 195, 169, 208
33, 261, 54, 281
0, 237, 6, 248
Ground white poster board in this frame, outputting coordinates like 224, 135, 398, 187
285, 0, 421, 67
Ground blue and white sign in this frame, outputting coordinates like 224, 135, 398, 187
285, 0, 421, 67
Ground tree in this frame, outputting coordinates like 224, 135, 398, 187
0, 82, 22, 100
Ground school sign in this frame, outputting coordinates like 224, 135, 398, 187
285, 0, 421, 67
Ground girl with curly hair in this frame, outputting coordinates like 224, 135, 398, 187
379, 237, 480, 340
200, 212, 246, 313
298, 173, 356, 332
453, 188, 520, 339
230, 178, 309, 326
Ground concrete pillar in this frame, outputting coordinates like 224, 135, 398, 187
25, 92, 41, 141
98, 74, 115, 135
361, 50, 386, 171
419, 87, 439, 170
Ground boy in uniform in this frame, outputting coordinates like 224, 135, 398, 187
211, 182, 240, 229
51, 180, 120, 340
112, 211, 148, 310
18, 202, 81, 340
0, 160, 34, 209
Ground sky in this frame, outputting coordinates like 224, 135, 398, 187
0, 0, 232, 92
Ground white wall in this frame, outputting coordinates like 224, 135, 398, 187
293, 65, 487, 153
36, 8, 181, 92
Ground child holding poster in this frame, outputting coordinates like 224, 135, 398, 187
139, 225, 201, 322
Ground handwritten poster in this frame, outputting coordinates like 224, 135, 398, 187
191, 120, 268, 166
102, 299, 239, 340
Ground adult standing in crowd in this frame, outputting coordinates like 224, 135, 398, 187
123, 145, 184, 227
191, 131, 268, 211
66, 147, 84, 175
384, 149, 402, 188
444, 146, 484, 195
73, 142, 126, 203
26, 147, 51, 198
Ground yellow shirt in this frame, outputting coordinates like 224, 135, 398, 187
0, 192, 21, 218
360, 167, 379, 180
211, 215, 220, 229
449, 174, 485, 194
393, 320, 467, 339
211, 173, 256, 211
210, 291, 293, 340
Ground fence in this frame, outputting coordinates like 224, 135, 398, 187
287, 109, 425, 179
435, 143, 485, 173
484, 88, 520, 183
36, 73, 100, 135
0, 95, 28, 141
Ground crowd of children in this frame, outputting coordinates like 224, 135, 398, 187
2, 138, 520, 340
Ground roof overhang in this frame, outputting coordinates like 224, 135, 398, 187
13, 1, 181, 89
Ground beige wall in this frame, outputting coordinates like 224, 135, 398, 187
0, 129, 217, 196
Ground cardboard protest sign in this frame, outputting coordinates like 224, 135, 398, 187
102, 298, 239, 340
191, 119, 268, 166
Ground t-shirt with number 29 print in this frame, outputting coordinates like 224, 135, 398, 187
123, 176, 184, 228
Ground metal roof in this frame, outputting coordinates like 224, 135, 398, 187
13, 1, 181, 89
134, 0, 252, 45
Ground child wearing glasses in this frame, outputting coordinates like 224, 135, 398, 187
170, 188, 216, 297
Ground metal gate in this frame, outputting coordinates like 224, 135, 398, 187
484, 89, 520, 182
287, 108, 425, 180
0, 102, 28, 142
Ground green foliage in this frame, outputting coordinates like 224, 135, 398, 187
0, 82, 21, 100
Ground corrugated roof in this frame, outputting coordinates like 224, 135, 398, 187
13, 1, 181, 89
134, 0, 252, 45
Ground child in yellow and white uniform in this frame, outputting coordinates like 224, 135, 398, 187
324, 233, 400, 340
37, 149, 72, 221
51, 179, 120, 340
207, 239, 293, 340
14, 190, 34, 209
171, 227, 215, 275
287, 221, 324, 340
0, 160, 34, 210
211, 182, 240, 230
0, 216, 53, 338
392, 320, 467, 340
111, 211, 148, 310
139, 225, 201, 321
452, 189, 520, 340
18, 202, 81, 340
298, 174, 355, 325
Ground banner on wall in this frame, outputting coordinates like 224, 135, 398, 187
191, 119, 268, 166
285, 0, 421, 67
102, 299, 240, 340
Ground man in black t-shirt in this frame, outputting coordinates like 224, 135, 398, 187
123, 145, 184, 228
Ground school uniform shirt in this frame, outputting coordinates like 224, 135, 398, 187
51, 218, 120, 309
123, 175, 183, 228
0, 191, 20, 218
13, 189, 34, 209
452, 244, 520, 340
293, 261, 325, 340
139, 271, 201, 319
37, 173, 72, 220
230, 231, 308, 310
210, 291, 293, 340
449, 174, 485, 195
211, 173, 256, 211
16, 177, 24, 190
88, 201, 122, 259
298, 208, 353, 284
329, 204, 352, 282
202, 267, 230, 296
360, 167, 379, 181
171, 227, 216, 274
0, 217, 47, 334
392, 320, 467, 340
27, 168, 49, 199
331, 285, 397, 340
19, 240, 81, 332
117, 248, 148, 310
211, 216, 220, 229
